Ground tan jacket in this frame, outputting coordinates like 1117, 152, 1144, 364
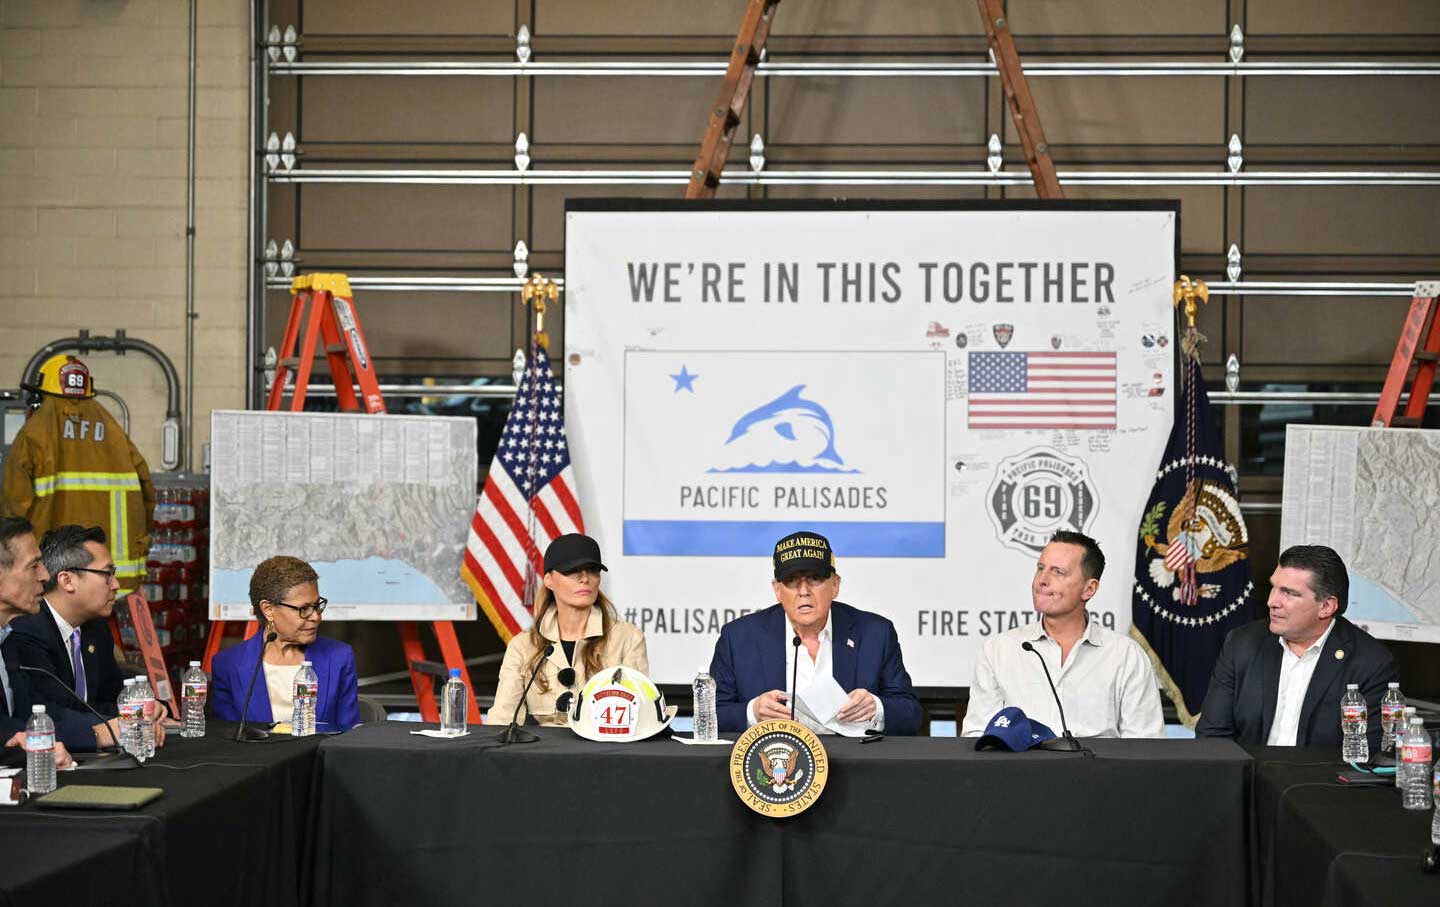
486, 605, 648, 726
1, 395, 155, 593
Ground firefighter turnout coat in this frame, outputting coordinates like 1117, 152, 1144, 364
2, 395, 155, 593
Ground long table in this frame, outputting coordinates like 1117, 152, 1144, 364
1249, 747, 1438, 907
309, 725, 1253, 907
0, 724, 322, 907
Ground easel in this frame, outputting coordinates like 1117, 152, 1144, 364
686, 0, 1063, 200
203, 273, 481, 723
1371, 280, 1440, 428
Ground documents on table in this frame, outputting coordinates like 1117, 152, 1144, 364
798, 675, 871, 737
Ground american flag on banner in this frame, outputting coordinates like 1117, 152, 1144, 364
460, 342, 584, 642
967, 351, 1118, 430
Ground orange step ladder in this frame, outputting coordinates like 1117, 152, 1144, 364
203, 273, 481, 724
1372, 280, 1440, 428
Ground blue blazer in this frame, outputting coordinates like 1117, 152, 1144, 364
211, 634, 359, 730
709, 601, 923, 736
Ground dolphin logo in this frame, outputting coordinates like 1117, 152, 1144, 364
710, 385, 857, 474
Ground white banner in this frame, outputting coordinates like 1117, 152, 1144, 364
564, 203, 1177, 685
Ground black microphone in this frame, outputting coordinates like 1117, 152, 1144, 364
486, 643, 552, 746
789, 635, 802, 722
14, 664, 139, 769
1020, 641, 1085, 753
235, 630, 279, 743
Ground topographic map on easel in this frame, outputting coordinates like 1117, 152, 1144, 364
1281, 424, 1440, 642
208, 410, 478, 622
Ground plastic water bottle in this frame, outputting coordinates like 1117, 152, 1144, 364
1401, 717, 1433, 810
25, 705, 56, 795
440, 668, 467, 736
1379, 682, 1405, 755
181, 661, 208, 738
291, 661, 318, 737
134, 676, 157, 759
1398, 707, 1419, 788
1340, 684, 1368, 763
117, 678, 140, 757
693, 669, 717, 742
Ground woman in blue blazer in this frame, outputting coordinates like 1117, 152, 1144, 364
211, 556, 359, 731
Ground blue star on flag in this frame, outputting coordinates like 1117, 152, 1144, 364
669, 365, 699, 393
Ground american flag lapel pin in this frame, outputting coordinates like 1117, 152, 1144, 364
846, 638, 855, 648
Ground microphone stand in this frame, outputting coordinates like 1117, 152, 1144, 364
484, 644, 552, 746
15, 664, 139, 770
235, 630, 279, 742
1020, 641, 1085, 753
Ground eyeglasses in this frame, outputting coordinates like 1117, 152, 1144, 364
778, 573, 831, 590
68, 566, 117, 580
554, 666, 577, 713
271, 597, 328, 619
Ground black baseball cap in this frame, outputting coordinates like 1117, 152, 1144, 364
543, 533, 608, 574
772, 530, 836, 581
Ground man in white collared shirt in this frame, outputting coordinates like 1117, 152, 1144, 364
962, 531, 1165, 739
1196, 545, 1396, 748
710, 531, 923, 736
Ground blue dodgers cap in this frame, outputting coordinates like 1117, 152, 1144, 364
974, 706, 1057, 751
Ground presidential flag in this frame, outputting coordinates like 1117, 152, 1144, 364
1131, 356, 1252, 725
967, 351, 1117, 430
460, 342, 585, 642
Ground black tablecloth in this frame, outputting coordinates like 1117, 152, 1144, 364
311, 725, 1253, 907
0, 723, 323, 907
1250, 747, 1438, 907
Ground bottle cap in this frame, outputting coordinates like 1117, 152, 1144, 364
124, 678, 136, 686
1345, 683, 1358, 690
302, 660, 312, 666
1388, 682, 1399, 688
1411, 716, 1425, 725
449, 668, 461, 679
32, 704, 44, 714
189, 661, 201, 667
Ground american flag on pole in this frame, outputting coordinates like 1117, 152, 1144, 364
460, 342, 584, 642
967, 351, 1118, 430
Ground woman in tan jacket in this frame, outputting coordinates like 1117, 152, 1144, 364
486, 533, 648, 726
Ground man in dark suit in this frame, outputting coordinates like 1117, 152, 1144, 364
709, 530, 922, 735
1195, 544, 1397, 750
5, 525, 133, 739
0, 516, 82, 762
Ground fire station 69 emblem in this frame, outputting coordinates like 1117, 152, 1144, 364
730, 719, 828, 817
987, 447, 1097, 556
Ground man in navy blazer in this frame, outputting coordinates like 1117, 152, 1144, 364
7, 526, 128, 721
709, 530, 922, 736
0, 517, 88, 761
1195, 544, 1397, 750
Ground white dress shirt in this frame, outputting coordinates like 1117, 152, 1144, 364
745, 612, 885, 734
1265, 620, 1336, 746
962, 614, 1165, 739
47, 601, 82, 679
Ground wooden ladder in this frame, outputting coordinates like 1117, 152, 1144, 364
685, 0, 1062, 200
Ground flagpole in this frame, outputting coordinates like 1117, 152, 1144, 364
519, 274, 561, 608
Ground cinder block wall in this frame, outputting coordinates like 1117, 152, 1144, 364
0, 0, 249, 471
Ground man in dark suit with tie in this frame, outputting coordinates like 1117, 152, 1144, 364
1195, 544, 1397, 750
709, 530, 922, 735
6, 525, 129, 724
0, 517, 81, 763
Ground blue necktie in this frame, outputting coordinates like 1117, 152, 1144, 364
71, 630, 88, 703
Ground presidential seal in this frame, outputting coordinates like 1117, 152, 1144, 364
730, 719, 828, 818
987, 447, 1097, 556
